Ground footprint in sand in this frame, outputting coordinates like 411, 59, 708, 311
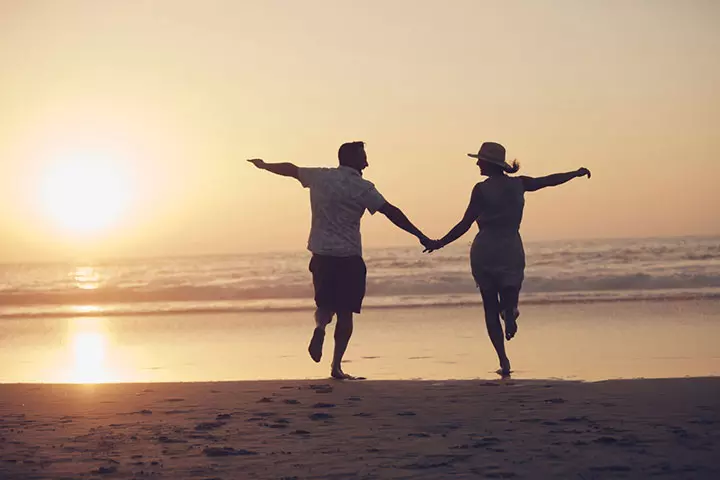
165, 409, 191, 415
158, 436, 187, 444
215, 414, 232, 420
194, 421, 225, 431
311, 403, 336, 408
471, 437, 501, 448
593, 436, 618, 444
283, 399, 301, 405
397, 411, 416, 416
309, 413, 333, 421
92, 466, 117, 474
590, 465, 631, 472
257, 397, 273, 403
203, 447, 257, 457
309, 384, 333, 393
164, 398, 184, 402
561, 416, 588, 422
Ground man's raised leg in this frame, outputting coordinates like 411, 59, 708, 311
330, 311, 354, 379
309, 307, 333, 363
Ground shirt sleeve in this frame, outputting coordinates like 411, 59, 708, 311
297, 168, 323, 188
360, 183, 387, 215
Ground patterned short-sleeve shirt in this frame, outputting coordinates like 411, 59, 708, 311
298, 166, 386, 257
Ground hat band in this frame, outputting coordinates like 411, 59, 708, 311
477, 155, 505, 164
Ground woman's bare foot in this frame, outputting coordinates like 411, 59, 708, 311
500, 308, 520, 341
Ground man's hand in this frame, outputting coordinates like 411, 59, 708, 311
247, 158, 267, 169
422, 238, 443, 253
576, 167, 591, 179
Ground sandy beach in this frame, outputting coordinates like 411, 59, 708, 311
1, 377, 718, 479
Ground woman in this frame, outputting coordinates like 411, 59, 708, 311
428, 142, 590, 376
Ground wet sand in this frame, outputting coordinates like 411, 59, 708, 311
1, 377, 718, 479
1, 300, 719, 383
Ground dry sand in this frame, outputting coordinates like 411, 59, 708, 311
1, 378, 718, 479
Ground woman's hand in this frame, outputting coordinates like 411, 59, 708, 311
422, 239, 444, 253
576, 167, 591, 178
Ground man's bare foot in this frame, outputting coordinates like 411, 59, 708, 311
500, 308, 520, 341
308, 328, 325, 363
330, 367, 363, 380
497, 357, 512, 377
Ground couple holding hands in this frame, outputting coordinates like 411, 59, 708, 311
249, 141, 590, 378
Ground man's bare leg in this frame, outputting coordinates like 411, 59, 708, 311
330, 311, 355, 379
480, 289, 511, 375
309, 307, 334, 363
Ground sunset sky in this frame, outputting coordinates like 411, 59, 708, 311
1, 0, 718, 262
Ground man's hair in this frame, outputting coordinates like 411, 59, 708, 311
338, 141, 365, 165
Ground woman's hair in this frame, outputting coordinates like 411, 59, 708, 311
485, 159, 520, 175
506, 159, 521, 174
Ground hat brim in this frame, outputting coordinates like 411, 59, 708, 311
467, 153, 513, 172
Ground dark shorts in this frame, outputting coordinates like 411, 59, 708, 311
309, 254, 367, 313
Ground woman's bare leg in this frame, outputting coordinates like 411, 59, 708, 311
499, 287, 520, 341
480, 289, 511, 375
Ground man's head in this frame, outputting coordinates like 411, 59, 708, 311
338, 141, 368, 172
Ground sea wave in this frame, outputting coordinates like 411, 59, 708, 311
1, 288, 718, 320
0, 236, 718, 319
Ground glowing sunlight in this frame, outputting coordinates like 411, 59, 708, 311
39, 153, 132, 236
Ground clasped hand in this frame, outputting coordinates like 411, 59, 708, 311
420, 237, 443, 253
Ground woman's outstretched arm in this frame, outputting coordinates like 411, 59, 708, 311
520, 167, 590, 192
427, 185, 482, 252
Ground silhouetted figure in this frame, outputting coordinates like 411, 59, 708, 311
425, 142, 590, 376
248, 142, 431, 379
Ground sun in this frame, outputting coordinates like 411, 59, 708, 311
40, 153, 131, 235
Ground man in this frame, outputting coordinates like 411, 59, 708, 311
248, 141, 431, 379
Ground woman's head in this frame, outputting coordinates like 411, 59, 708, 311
467, 142, 520, 176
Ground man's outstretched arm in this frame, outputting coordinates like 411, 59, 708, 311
247, 159, 299, 179
378, 202, 430, 246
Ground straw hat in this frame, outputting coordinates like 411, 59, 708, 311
467, 142, 514, 172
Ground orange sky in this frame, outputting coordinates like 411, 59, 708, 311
1, 1, 719, 262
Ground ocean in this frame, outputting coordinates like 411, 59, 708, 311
1, 236, 718, 320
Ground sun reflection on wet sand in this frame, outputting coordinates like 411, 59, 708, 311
65, 318, 111, 383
